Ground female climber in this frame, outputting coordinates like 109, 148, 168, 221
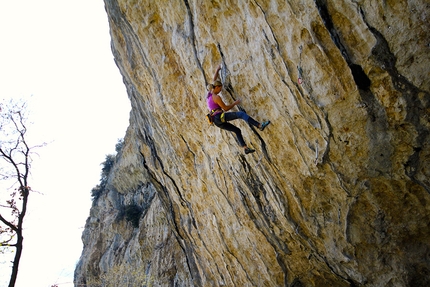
207, 65, 270, 154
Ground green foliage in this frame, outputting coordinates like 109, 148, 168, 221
90, 184, 104, 201
115, 138, 124, 153
91, 154, 115, 200
91, 138, 124, 201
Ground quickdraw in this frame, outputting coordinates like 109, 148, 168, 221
298, 45, 303, 85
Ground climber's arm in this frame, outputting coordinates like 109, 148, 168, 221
213, 65, 221, 81
213, 94, 241, 111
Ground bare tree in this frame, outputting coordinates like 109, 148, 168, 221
0, 99, 43, 287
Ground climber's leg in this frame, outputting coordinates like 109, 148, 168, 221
223, 111, 260, 128
216, 122, 246, 147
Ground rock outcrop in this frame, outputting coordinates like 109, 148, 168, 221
75, 0, 430, 286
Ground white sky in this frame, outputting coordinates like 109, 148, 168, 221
0, 1, 130, 286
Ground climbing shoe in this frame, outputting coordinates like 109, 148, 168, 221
244, 147, 255, 154
259, 120, 271, 131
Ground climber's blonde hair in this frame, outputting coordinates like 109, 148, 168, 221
206, 80, 223, 91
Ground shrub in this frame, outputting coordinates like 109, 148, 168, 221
90, 154, 115, 200
91, 184, 104, 200
90, 137, 123, 201
115, 138, 124, 153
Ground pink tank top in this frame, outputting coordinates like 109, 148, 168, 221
207, 92, 222, 112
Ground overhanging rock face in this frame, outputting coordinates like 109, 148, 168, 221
75, 1, 430, 286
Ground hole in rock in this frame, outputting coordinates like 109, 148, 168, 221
349, 64, 371, 90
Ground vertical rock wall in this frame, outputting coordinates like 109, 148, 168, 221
75, 0, 430, 286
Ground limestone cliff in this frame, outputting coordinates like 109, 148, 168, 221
75, 0, 430, 286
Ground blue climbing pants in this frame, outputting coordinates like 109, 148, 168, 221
213, 111, 260, 147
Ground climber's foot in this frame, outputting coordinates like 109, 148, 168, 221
259, 121, 271, 131
244, 147, 255, 154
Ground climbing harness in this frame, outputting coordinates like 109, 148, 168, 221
206, 108, 224, 124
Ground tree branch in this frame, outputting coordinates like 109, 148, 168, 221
0, 213, 18, 232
